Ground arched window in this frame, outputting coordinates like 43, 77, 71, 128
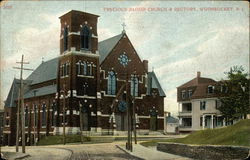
89, 64, 93, 76
63, 27, 68, 51
81, 25, 90, 50
131, 76, 139, 97
83, 62, 87, 75
42, 104, 46, 127
107, 71, 116, 95
76, 61, 81, 75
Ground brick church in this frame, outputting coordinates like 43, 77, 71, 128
3, 10, 165, 146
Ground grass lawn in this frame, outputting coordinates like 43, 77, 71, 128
141, 119, 250, 147
37, 134, 90, 145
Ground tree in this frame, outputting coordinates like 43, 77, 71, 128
217, 66, 250, 122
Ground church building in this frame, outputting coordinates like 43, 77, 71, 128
3, 10, 165, 146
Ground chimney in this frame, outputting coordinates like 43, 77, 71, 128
143, 60, 148, 73
197, 71, 201, 78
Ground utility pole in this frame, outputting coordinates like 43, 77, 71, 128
15, 91, 21, 152
33, 90, 37, 146
79, 101, 83, 144
60, 84, 66, 145
13, 55, 33, 153
132, 74, 137, 144
126, 71, 132, 151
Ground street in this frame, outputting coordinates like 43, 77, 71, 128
2, 142, 141, 160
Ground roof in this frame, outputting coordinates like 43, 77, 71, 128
178, 77, 216, 88
24, 85, 57, 99
177, 74, 218, 101
59, 10, 99, 19
166, 116, 179, 124
147, 71, 166, 97
98, 33, 123, 63
26, 58, 58, 85
5, 79, 31, 107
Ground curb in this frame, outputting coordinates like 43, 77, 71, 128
115, 145, 144, 160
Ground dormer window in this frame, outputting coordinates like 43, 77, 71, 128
181, 90, 186, 99
208, 85, 214, 94
188, 90, 192, 98
81, 25, 91, 50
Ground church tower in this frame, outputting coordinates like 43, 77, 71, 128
56, 10, 101, 133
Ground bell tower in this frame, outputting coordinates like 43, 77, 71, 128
59, 10, 99, 54
56, 10, 101, 134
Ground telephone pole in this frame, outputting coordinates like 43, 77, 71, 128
132, 74, 137, 144
13, 55, 33, 153
60, 84, 66, 145
33, 90, 38, 146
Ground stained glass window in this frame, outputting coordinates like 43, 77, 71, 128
107, 71, 116, 95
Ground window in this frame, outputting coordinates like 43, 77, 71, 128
220, 85, 228, 93
181, 90, 186, 99
188, 90, 192, 98
25, 106, 29, 127
66, 63, 69, 76
83, 62, 87, 75
200, 101, 206, 110
76, 62, 81, 75
215, 100, 221, 109
81, 25, 91, 50
131, 76, 138, 97
89, 64, 93, 76
208, 85, 214, 94
34, 104, 37, 126
42, 104, 46, 127
63, 26, 68, 51
107, 71, 116, 95
51, 102, 56, 126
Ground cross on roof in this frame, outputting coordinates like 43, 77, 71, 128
121, 22, 126, 33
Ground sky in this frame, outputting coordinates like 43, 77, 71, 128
0, 1, 249, 116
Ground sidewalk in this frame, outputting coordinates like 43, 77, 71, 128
1, 146, 72, 160
117, 144, 192, 160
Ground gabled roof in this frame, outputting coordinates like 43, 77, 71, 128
26, 58, 58, 85
98, 33, 123, 63
147, 71, 166, 97
5, 79, 31, 107
24, 84, 57, 99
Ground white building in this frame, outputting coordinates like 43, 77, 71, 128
177, 72, 227, 132
165, 112, 179, 134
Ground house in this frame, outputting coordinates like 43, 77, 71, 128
3, 10, 166, 146
165, 112, 179, 134
177, 72, 226, 132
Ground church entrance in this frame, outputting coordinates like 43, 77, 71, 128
115, 113, 127, 131
80, 104, 90, 131
83, 112, 89, 131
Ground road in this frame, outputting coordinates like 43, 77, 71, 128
65, 143, 140, 160
8, 142, 140, 160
